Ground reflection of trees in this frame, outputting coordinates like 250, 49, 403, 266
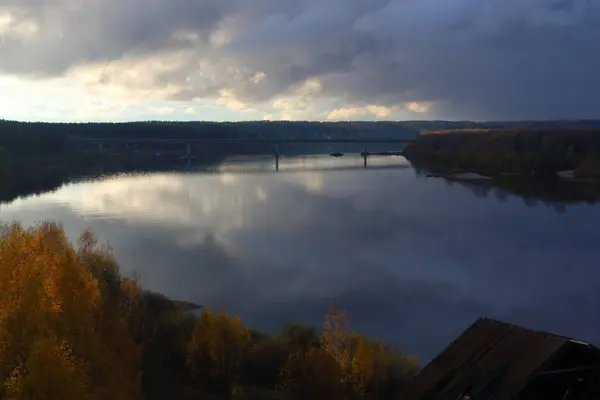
412, 165, 426, 178
444, 176, 599, 213
470, 184, 491, 199
0, 155, 227, 206
523, 198, 539, 209
493, 188, 507, 203
403, 128, 600, 211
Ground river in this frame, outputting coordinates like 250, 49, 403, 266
2, 154, 600, 362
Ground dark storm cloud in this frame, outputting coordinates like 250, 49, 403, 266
0, 0, 233, 74
1, 0, 600, 118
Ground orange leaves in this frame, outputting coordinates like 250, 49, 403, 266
0, 222, 141, 399
5, 337, 90, 400
321, 302, 354, 386
352, 336, 375, 394
318, 302, 420, 398
187, 309, 252, 392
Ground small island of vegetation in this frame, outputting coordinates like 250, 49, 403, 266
0, 222, 419, 399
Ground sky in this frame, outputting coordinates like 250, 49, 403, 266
1, 0, 599, 122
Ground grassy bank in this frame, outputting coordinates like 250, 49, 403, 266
0, 222, 419, 399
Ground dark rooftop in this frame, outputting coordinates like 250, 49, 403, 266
402, 318, 600, 400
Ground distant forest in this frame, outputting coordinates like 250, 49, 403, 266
404, 128, 600, 179
404, 128, 600, 206
5, 118, 600, 142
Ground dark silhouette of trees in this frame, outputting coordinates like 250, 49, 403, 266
404, 128, 600, 207
403, 128, 600, 178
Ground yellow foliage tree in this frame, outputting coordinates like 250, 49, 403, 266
0, 222, 141, 399
320, 302, 353, 387
5, 337, 90, 400
351, 336, 375, 396
372, 338, 389, 397
187, 309, 251, 393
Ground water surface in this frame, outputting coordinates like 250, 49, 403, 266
3, 154, 600, 362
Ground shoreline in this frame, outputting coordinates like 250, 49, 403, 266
421, 169, 600, 184
402, 128, 600, 182
401, 129, 600, 205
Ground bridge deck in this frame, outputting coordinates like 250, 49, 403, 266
69, 136, 415, 144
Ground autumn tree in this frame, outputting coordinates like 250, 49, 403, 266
241, 336, 289, 390
372, 338, 389, 397
186, 308, 251, 394
0, 222, 141, 399
351, 336, 375, 396
4, 337, 90, 400
321, 302, 354, 388
278, 348, 343, 399
279, 323, 319, 351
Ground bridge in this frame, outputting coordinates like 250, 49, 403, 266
68, 135, 415, 145
68, 135, 414, 170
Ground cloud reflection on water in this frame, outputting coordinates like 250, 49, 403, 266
3, 155, 600, 361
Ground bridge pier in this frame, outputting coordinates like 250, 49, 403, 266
97, 142, 104, 154
186, 142, 191, 157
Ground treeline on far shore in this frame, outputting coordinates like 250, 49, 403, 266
0, 222, 419, 399
402, 129, 600, 206
0, 125, 225, 204
403, 129, 600, 179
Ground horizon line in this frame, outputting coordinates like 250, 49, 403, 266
3, 118, 600, 125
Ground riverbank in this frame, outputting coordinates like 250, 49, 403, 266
402, 128, 600, 205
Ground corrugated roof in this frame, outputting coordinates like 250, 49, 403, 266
401, 318, 575, 400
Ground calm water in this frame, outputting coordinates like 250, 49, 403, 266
3, 154, 600, 362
